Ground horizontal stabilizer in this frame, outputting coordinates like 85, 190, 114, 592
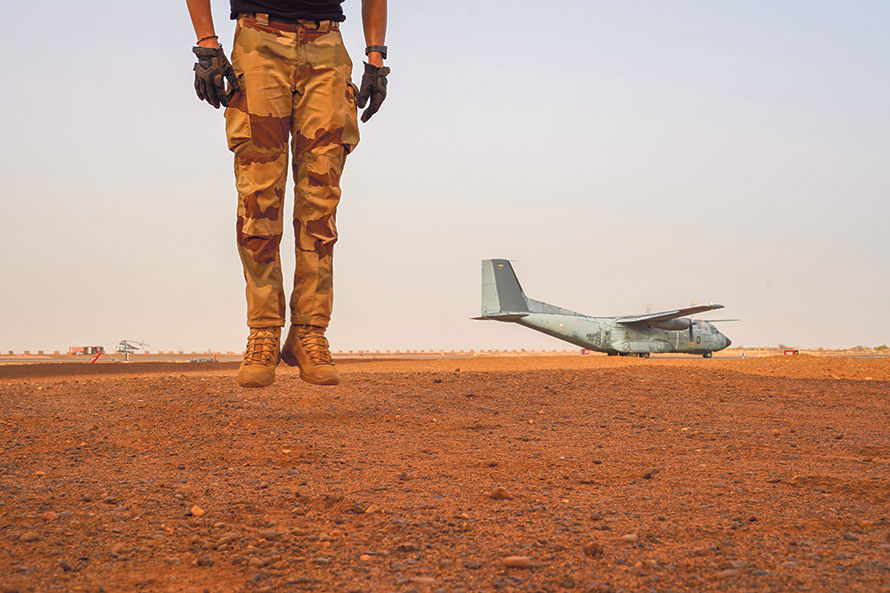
472, 313, 529, 322
617, 304, 724, 325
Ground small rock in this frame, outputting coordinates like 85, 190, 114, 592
465, 561, 483, 570
781, 561, 798, 568
583, 542, 604, 558
487, 487, 512, 500
751, 569, 771, 576
413, 577, 436, 585
197, 554, 214, 566
313, 557, 330, 565
716, 569, 740, 579
502, 556, 533, 568
364, 504, 380, 514
619, 533, 638, 543
248, 557, 265, 568
765, 476, 782, 483
216, 533, 239, 547
59, 560, 75, 572
729, 560, 748, 569
261, 529, 285, 540
41, 511, 59, 521
842, 532, 860, 542
20, 532, 40, 542
359, 554, 373, 562
166, 557, 181, 564
589, 512, 603, 521
190, 505, 205, 517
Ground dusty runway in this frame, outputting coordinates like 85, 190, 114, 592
1, 355, 889, 592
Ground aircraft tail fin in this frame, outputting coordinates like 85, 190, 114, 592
479, 259, 530, 319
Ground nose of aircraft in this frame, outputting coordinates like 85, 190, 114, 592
723, 335, 732, 348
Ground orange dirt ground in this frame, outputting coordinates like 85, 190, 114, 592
1, 355, 889, 593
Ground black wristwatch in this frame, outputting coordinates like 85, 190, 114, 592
364, 45, 387, 59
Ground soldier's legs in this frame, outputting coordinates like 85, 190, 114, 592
289, 25, 360, 328
225, 17, 299, 328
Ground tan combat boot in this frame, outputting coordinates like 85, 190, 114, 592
237, 327, 281, 388
280, 325, 340, 385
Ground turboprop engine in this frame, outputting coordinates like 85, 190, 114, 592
647, 318, 692, 331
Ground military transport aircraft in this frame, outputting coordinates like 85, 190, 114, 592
474, 259, 732, 358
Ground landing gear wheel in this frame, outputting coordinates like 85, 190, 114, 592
703, 352, 713, 359
640, 353, 650, 359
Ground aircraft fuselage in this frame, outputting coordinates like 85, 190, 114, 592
514, 314, 730, 356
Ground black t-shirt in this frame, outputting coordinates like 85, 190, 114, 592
230, 0, 345, 22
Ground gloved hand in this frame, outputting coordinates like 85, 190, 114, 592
356, 62, 390, 122
192, 46, 241, 109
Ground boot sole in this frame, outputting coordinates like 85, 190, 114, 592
280, 349, 339, 386
238, 378, 274, 388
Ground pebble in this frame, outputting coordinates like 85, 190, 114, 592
502, 556, 533, 568
729, 560, 748, 569
842, 532, 860, 541
751, 569, 771, 576
715, 569, 739, 579
619, 534, 638, 543
781, 561, 798, 568
583, 542, 604, 558
359, 554, 373, 562
190, 505, 205, 517
313, 557, 330, 565
111, 543, 128, 556
20, 532, 40, 542
197, 555, 214, 566
40, 511, 58, 521
59, 560, 75, 572
261, 529, 285, 540
487, 487, 512, 500
413, 577, 436, 585
216, 533, 239, 547
878, 544, 890, 551
364, 504, 380, 514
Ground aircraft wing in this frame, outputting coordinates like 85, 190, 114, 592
616, 304, 724, 325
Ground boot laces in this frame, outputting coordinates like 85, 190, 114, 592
298, 326, 333, 365
244, 328, 278, 365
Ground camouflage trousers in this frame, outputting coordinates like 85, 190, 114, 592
225, 14, 359, 328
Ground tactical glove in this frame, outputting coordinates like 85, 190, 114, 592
192, 46, 241, 109
356, 62, 390, 122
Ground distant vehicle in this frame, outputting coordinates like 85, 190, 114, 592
68, 346, 104, 355
474, 259, 733, 358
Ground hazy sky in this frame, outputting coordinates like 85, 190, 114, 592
2, 1, 888, 353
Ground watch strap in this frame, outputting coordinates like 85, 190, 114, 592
364, 45, 388, 59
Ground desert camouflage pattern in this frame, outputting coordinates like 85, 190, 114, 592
225, 15, 360, 328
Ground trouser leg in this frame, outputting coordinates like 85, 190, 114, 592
225, 19, 298, 328
290, 26, 360, 328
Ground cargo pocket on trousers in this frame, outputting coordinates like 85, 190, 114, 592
342, 81, 360, 155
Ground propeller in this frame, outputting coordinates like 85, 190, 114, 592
705, 319, 741, 323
